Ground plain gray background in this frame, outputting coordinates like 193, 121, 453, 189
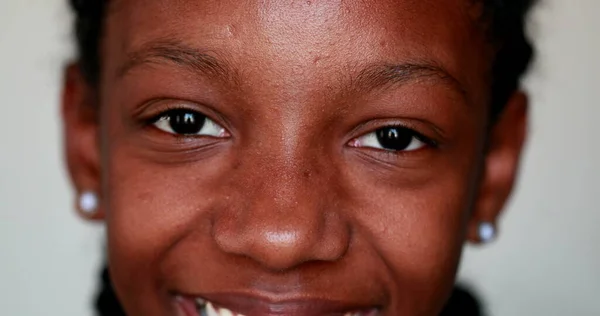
1, 0, 599, 315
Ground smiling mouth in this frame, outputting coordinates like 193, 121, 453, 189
176, 296, 379, 316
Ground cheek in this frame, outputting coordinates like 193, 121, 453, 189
342, 152, 481, 312
103, 140, 230, 313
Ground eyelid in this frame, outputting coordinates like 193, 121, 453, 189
347, 120, 441, 149
134, 99, 232, 133
145, 103, 205, 124
349, 126, 436, 152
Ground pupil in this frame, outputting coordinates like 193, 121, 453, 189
376, 127, 413, 150
168, 110, 206, 134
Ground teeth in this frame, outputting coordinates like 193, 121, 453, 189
195, 298, 369, 316
215, 304, 234, 316
195, 298, 206, 307
201, 301, 245, 316
206, 302, 219, 316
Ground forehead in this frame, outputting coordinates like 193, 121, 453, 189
103, 0, 489, 101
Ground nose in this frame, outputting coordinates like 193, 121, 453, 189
212, 153, 351, 271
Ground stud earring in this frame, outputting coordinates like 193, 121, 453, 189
478, 222, 496, 243
78, 191, 98, 215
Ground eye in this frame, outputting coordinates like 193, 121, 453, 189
350, 126, 428, 152
152, 109, 226, 137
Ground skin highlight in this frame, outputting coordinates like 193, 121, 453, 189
63, 1, 528, 315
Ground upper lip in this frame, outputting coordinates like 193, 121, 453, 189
185, 292, 379, 316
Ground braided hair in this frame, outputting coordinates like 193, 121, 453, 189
68, 1, 537, 315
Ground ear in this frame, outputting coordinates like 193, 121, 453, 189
62, 63, 104, 221
467, 91, 528, 243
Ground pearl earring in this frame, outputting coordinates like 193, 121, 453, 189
78, 191, 98, 215
478, 222, 496, 243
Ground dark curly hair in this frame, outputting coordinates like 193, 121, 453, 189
68, 1, 536, 315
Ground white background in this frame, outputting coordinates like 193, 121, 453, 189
0, 1, 598, 315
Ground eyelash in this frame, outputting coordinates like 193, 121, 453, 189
140, 105, 438, 154
388, 125, 437, 146
142, 105, 217, 138
352, 124, 438, 148
144, 104, 196, 124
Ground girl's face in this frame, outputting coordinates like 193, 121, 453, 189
63, 0, 527, 315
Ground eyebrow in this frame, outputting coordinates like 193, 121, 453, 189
352, 62, 466, 96
117, 40, 237, 83
118, 40, 465, 98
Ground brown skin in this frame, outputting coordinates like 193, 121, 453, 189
63, 0, 527, 315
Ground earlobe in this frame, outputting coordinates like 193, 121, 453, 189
468, 91, 528, 244
62, 63, 105, 221
77, 190, 104, 220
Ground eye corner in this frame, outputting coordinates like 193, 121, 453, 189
347, 138, 361, 148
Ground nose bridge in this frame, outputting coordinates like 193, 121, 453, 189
212, 120, 350, 271
245, 113, 321, 210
